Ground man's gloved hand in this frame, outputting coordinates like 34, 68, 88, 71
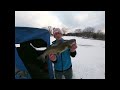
49, 53, 56, 61
70, 42, 77, 52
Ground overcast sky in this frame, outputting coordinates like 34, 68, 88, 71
15, 11, 105, 33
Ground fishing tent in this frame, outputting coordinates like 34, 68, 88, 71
15, 27, 54, 79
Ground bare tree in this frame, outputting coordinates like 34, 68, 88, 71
75, 29, 81, 33
83, 27, 95, 33
96, 30, 105, 40
48, 26, 52, 35
61, 27, 68, 35
82, 27, 95, 38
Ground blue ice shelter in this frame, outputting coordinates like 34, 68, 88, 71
15, 27, 54, 79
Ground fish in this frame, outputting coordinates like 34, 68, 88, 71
37, 39, 76, 62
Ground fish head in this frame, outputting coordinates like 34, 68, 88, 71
66, 39, 76, 48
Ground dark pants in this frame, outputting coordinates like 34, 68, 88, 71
55, 67, 73, 79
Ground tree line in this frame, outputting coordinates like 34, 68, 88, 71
45, 26, 105, 41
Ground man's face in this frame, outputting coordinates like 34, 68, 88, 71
53, 32, 62, 40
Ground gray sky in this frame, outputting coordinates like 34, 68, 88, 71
15, 11, 105, 33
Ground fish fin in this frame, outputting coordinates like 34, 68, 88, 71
37, 54, 46, 63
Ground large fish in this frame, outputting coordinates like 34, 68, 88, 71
37, 39, 76, 62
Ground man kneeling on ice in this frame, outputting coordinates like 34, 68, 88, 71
49, 28, 77, 79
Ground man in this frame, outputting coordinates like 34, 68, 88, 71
49, 28, 77, 79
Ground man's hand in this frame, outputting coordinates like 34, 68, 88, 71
49, 53, 56, 61
70, 43, 77, 52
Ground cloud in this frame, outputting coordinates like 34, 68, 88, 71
50, 11, 105, 30
15, 11, 65, 28
15, 11, 105, 31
